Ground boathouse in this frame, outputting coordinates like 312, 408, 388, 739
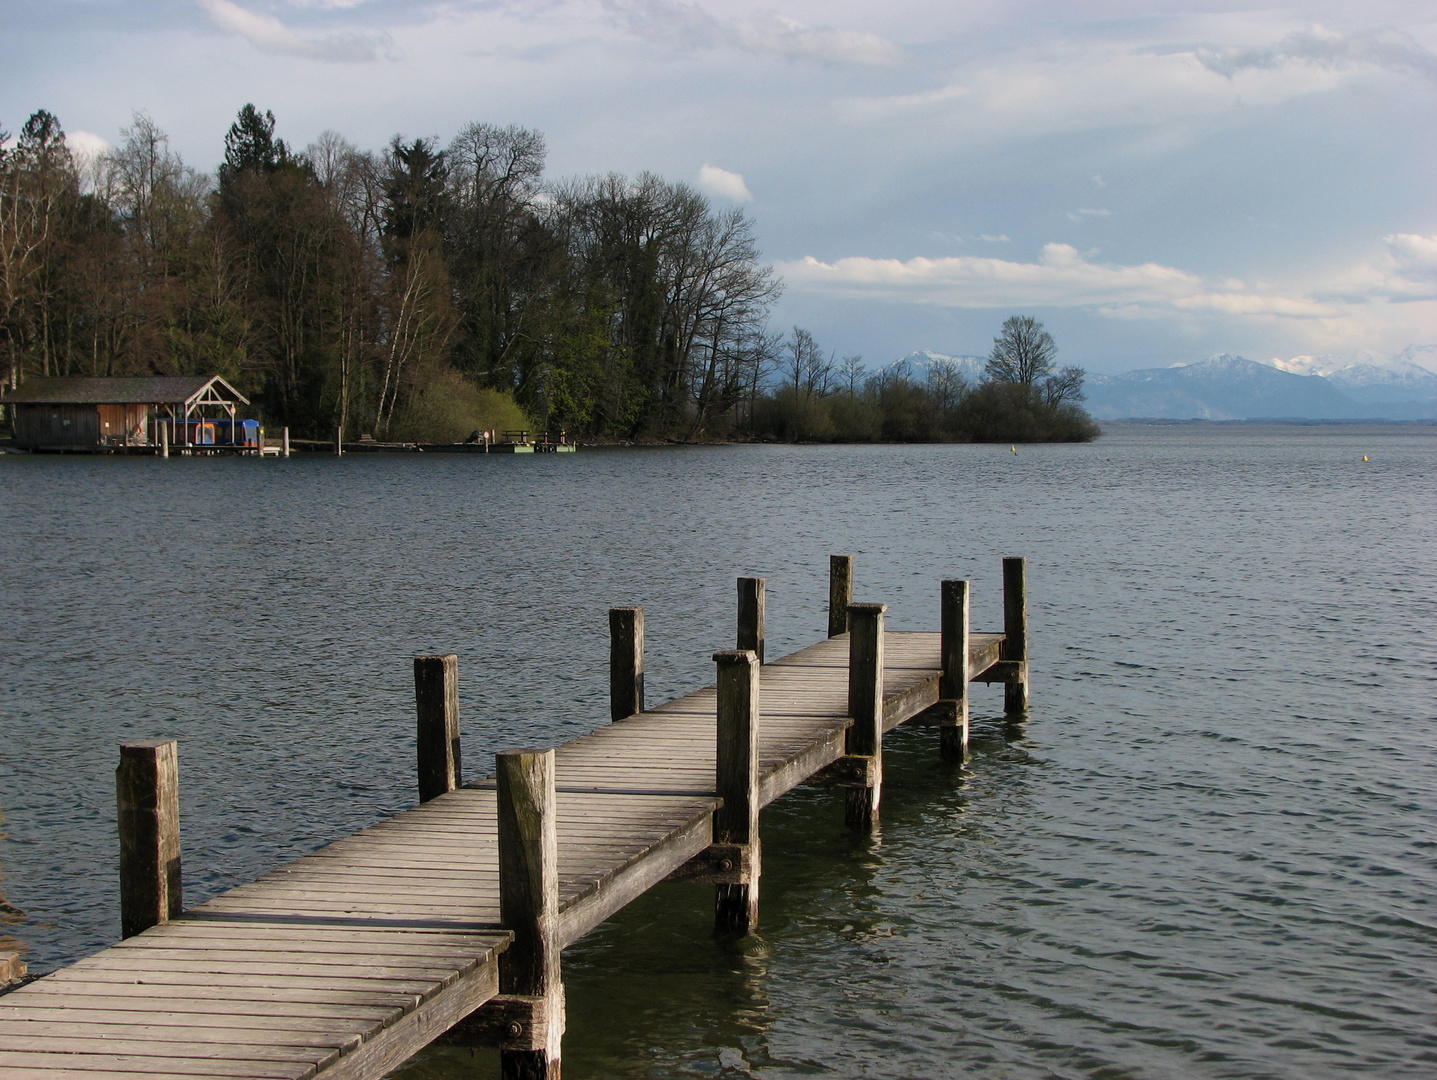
2, 375, 251, 452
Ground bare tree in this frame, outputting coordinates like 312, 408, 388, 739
928, 357, 966, 411
1042, 365, 1086, 405
839, 354, 866, 395
986, 314, 1056, 386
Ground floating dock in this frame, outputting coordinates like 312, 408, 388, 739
0, 557, 1031, 1079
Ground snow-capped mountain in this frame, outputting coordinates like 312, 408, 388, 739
1084, 354, 1363, 420
892, 345, 1437, 419
888, 350, 988, 382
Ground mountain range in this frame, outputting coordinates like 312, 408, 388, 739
889, 348, 1437, 421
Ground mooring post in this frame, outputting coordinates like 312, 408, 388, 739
829, 555, 854, 637
713, 649, 761, 933
282, 427, 290, 458
939, 580, 971, 761
0, 951, 25, 989
414, 653, 461, 802
335, 427, 343, 456
609, 607, 644, 722
496, 748, 563, 1080
737, 577, 765, 664
1002, 557, 1029, 713
844, 603, 886, 829
159, 421, 169, 459
116, 740, 182, 939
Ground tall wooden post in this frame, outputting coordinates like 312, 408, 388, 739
844, 603, 885, 829
116, 740, 181, 939
1002, 557, 1029, 713
609, 607, 644, 722
159, 421, 169, 459
736, 577, 765, 664
281, 427, 291, 458
828, 555, 854, 637
336, 427, 343, 456
415, 654, 461, 802
713, 650, 760, 933
496, 748, 562, 1080
939, 580, 970, 761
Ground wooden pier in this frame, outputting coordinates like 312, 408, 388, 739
0, 556, 1032, 1079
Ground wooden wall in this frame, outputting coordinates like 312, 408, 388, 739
14, 404, 100, 449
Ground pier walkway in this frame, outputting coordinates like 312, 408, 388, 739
0, 557, 1031, 1079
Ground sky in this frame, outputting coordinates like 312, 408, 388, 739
5, 1, 1435, 373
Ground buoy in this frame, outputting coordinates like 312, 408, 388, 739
1362, 455, 1369, 462
1010, 445, 1017, 454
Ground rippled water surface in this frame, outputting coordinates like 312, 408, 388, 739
1, 424, 1433, 1078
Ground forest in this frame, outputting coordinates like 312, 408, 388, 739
0, 106, 1096, 443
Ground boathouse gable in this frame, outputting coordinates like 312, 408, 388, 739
3, 375, 250, 451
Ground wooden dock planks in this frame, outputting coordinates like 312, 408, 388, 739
0, 629, 1002, 1078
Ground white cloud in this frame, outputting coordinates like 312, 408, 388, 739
605, 1, 902, 65
1067, 208, 1111, 222
777, 242, 1333, 320
197, 0, 384, 62
65, 130, 111, 163
1195, 25, 1437, 87
698, 164, 753, 201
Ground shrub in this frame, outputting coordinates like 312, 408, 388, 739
392, 367, 533, 443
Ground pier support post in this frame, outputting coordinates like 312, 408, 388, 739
609, 607, 644, 722
159, 421, 169, 459
282, 427, 290, 458
844, 603, 886, 830
497, 748, 563, 1080
1002, 557, 1029, 714
116, 740, 181, 939
713, 649, 761, 933
939, 580, 971, 761
828, 555, 854, 637
415, 654, 461, 802
737, 577, 765, 664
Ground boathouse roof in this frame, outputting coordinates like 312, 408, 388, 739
1, 375, 249, 407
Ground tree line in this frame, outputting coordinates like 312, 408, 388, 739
752, 316, 1098, 442
0, 106, 781, 441
0, 106, 1097, 443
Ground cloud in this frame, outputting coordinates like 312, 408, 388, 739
65, 130, 111, 164
197, 0, 384, 62
605, 1, 902, 66
1067, 207, 1110, 222
698, 164, 752, 202
1195, 26, 1437, 87
777, 242, 1334, 320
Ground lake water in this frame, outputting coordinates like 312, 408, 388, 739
1, 424, 1433, 1078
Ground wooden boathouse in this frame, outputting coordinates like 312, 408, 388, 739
0, 556, 1033, 1078
2, 375, 252, 453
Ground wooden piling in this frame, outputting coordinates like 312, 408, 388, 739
282, 427, 291, 458
844, 603, 886, 829
496, 748, 562, 1079
609, 607, 644, 722
828, 555, 854, 637
713, 649, 761, 933
1002, 557, 1029, 713
0, 951, 26, 988
336, 427, 343, 456
736, 577, 766, 664
116, 740, 181, 939
414, 654, 461, 802
939, 579, 971, 761
159, 421, 169, 459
